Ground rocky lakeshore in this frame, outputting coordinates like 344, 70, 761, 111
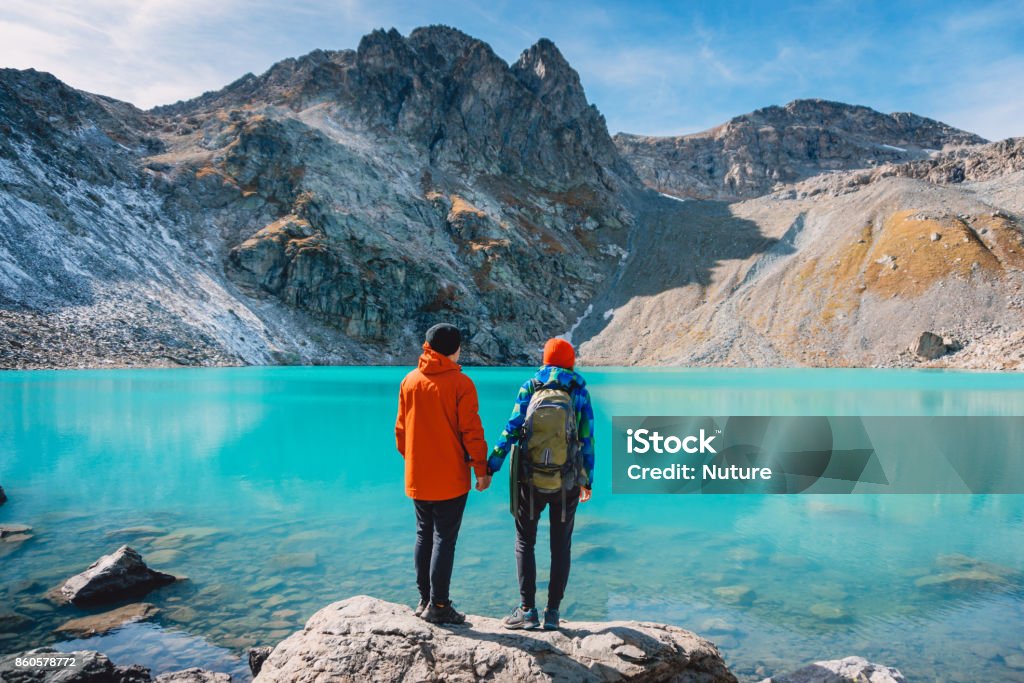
3, 486, 1023, 681
0, 596, 910, 683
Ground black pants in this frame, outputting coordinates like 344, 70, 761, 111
414, 493, 468, 605
515, 485, 580, 611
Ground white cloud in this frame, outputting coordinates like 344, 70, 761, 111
0, 0, 382, 108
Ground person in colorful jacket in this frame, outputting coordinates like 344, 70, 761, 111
487, 337, 594, 631
395, 323, 491, 625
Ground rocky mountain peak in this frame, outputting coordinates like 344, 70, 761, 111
406, 24, 493, 67
511, 38, 589, 121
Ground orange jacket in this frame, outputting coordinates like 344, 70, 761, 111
395, 343, 488, 501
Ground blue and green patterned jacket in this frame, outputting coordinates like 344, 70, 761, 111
487, 365, 595, 487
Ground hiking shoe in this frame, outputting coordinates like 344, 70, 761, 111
542, 608, 560, 630
502, 605, 540, 630
414, 598, 429, 617
423, 602, 466, 624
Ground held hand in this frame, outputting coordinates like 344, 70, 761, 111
475, 474, 492, 492
580, 486, 592, 503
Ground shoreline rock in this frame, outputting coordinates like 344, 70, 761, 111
0, 648, 151, 682
760, 656, 906, 682
55, 545, 178, 606
252, 595, 738, 682
0, 600, 910, 683
0, 649, 228, 682
247, 647, 272, 678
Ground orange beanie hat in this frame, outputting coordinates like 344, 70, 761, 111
543, 338, 576, 369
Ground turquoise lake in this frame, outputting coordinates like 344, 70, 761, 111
2, 367, 1023, 682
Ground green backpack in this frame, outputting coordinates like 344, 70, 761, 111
519, 380, 582, 520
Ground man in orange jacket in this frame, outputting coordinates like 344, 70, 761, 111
395, 323, 491, 624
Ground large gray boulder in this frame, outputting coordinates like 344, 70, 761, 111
760, 656, 905, 683
57, 545, 177, 606
253, 595, 737, 682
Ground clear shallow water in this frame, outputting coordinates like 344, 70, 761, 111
1, 367, 1023, 682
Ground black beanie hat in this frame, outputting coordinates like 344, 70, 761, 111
425, 323, 461, 356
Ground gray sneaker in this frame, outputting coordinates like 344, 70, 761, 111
414, 599, 429, 617
503, 605, 540, 630
542, 608, 560, 630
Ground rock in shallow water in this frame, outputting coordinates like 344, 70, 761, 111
57, 545, 177, 606
55, 602, 159, 637
253, 595, 737, 682
760, 656, 905, 682
0, 484, 6, 505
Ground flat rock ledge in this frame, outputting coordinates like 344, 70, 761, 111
253, 595, 738, 682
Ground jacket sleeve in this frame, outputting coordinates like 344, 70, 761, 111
395, 380, 407, 458
575, 385, 595, 487
488, 380, 534, 473
457, 378, 489, 477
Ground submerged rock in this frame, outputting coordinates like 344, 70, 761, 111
105, 526, 167, 539
270, 552, 317, 570
253, 595, 737, 682
808, 603, 849, 622
55, 602, 159, 637
0, 524, 33, 555
760, 656, 905, 682
57, 545, 177, 606
0, 484, 6, 505
713, 584, 756, 605
914, 553, 1019, 590
0, 611, 33, 632
914, 569, 1008, 589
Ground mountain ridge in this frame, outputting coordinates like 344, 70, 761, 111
614, 98, 987, 200
0, 27, 640, 368
1, 27, 1021, 370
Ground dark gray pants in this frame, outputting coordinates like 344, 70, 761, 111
515, 485, 580, 611
414, 493, 468, 605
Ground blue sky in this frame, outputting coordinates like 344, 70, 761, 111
1, 0, 1022, 140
